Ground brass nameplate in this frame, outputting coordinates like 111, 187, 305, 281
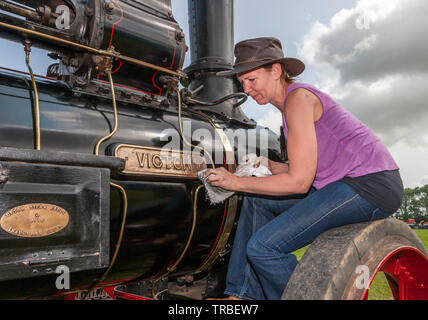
0, 203, 69, 238
115, 144, 207, 178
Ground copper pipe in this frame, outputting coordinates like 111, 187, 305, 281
84, 70, 128, 299
93, 71, 118, 155
0, 1, 41, 22
23, 41, 41, 150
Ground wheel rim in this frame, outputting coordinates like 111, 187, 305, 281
361, 247, 428, 300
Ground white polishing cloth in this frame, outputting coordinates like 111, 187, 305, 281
198, 154, 272, 205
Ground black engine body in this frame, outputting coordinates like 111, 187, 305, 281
0, 0, 284, 299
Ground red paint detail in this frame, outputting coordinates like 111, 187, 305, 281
96, 0, 178, 96
113, 290, 152, 300
361, 246, 428, 300
199, 200, 228, 268
108, 0, 124, 48
152, 71, 162, 93
198, 152, 230, 268
96, 0, 128, 88
163, 0, 177, 69
64, 286, 116, 300
111, 59, 122, 75
0, 66, 56, 81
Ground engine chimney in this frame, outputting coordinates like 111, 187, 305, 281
185, 0, 255, 127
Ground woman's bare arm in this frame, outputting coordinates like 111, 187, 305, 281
205, 88, 319, 196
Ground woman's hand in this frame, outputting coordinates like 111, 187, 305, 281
203, 167, 242, 191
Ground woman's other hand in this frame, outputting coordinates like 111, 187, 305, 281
203, 167, 242, 191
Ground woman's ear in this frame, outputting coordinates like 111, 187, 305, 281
272, 63, 283, 80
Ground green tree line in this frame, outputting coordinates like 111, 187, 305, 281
393, 185, 428, 223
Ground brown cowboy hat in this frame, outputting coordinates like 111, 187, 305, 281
217, 37, 305, 77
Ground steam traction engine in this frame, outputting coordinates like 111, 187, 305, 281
0, 0, 427, 300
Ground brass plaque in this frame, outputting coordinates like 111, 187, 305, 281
0, 203, 69, 238
115, 144, 207, 178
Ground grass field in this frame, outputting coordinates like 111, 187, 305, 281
415, 229, 428, 252
292, 229, 428, 300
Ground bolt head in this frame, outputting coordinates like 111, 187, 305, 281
106, 2, 115, 10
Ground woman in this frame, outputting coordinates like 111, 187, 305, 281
204, 37, 403, 300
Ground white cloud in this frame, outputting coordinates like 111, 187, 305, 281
389, 142, 428, 188
298, 0, 428, 187
256, 108, 283, 136
421, 175, 428, 186
298, 0, 428, 146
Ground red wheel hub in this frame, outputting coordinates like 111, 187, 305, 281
361, 247, 428, 300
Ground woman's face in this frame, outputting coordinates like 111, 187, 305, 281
237, 65, 280, 105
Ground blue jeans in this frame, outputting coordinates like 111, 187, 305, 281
224, 181, 392, 300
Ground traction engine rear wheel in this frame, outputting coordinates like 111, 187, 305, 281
282, 218, 428, 300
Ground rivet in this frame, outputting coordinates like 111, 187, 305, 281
105, 2, 114, 10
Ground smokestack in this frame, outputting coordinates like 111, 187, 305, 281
186, 0, 234, 73
185, 0, 254, 126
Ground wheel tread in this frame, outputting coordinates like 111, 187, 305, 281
282, 218, 427, 300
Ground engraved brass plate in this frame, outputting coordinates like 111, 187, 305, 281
114, 144, 207, 178
0, 203, 69, 238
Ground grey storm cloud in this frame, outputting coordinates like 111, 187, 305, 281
299, 0, 428, 148
335, 76, 428, 147
315, 0, 428, 83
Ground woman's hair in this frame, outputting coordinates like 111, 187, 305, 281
263, 63, 295, 84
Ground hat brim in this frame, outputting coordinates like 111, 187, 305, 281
217, 57, 305, 78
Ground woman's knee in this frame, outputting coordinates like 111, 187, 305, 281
246, 234, 299, 275
246, 238, 263, 264
246, 234, 275, 262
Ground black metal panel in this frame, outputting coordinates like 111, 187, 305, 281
0, 68, 239, 296
0, 0, 186, 95
0, 147, 124, 172
0, 161, 110, 281
97, 0, 186, 95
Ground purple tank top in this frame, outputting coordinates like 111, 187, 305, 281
282, 83, 399, 190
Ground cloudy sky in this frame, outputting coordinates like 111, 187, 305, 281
171, 0, 428, 188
